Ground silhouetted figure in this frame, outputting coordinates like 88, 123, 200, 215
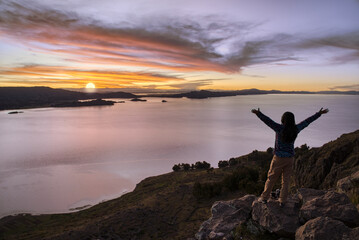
251, 107, 329, 206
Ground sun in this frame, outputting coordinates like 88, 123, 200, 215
86, 82, 96, 89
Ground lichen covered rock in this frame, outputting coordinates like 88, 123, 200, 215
195, 195, 256, 240
295, 217, 352, 240
251, 197, 300, 237
299, 189, 359, 227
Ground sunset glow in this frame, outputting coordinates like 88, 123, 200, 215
0, 0, 358, 92
86, 83, 95, 89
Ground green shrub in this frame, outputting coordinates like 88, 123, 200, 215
218, 160, 229, 168
172, 164, 180, 172
195, 161, 211, 169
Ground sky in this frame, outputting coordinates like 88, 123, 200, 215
0, 0, 358, 92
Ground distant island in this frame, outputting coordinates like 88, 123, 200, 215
130, 98, 147, 102
51, 99, 115, 107
145, 89, 359, 99
0, 87, 358, 110
0, 87, 136, 110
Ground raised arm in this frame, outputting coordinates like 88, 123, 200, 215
251, 108, 281, 132
297, 108, 329, 132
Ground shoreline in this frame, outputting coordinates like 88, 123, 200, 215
0, 187, 132, 220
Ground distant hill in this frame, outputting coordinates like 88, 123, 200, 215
147, 89, 359, 99
0, 129, 358, 239
1, 87, 357, 110
0, 87, 136, 110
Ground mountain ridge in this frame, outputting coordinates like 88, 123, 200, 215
0, 87, 136, 110
1, 87, 358, 110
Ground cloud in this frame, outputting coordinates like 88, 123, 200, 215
296, 31, 359, 64
167, 79, 215, 90
0, 0, 302, 75
0, 65, 182, 88
329, 84, 359, 91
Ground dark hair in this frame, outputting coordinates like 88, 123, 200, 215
281, 112, 298, 143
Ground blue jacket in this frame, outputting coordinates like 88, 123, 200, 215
256, 111, 321, 157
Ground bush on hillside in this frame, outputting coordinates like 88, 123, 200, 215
172, 161, 211, 172
218, 160, 229, 168
195, 161, 211, 169
172, 164, 181, 172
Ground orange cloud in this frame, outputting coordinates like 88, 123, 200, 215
0, 65, 183, 88
0, 1, 244, 75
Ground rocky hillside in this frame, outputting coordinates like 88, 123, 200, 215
0, 130, 358, 240
293, 130, 359, 189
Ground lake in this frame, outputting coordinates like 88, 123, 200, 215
0, 94, 358, 217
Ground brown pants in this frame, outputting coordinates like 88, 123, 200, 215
261, 155, 294, 203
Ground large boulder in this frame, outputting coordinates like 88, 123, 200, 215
337, 170, 359, 210
251, 197, 300, 237
299, 189, 359, 227
337, 170, 359, 193
195, 195, 256, 240
295, 217, 355, 240
297, 188, 326, 203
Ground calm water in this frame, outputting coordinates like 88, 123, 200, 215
0, 94, 358, 217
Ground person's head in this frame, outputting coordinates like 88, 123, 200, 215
281, 112, 298, 143
281, 112, 295, 126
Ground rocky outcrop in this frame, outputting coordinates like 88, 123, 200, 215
195, 188, 359, 240
337, 170, 359, 193
293, 130, 359, 190
295, 217, 358, 240
195, 195, 256, 240
337, 170, 359, 209
298, 189, 359, 227
252, 197, 300, 237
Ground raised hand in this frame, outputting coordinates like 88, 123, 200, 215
251, 108, 261, 114
318, 108, 329, 114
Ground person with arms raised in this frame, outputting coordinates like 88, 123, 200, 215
251, 107, 329, 206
